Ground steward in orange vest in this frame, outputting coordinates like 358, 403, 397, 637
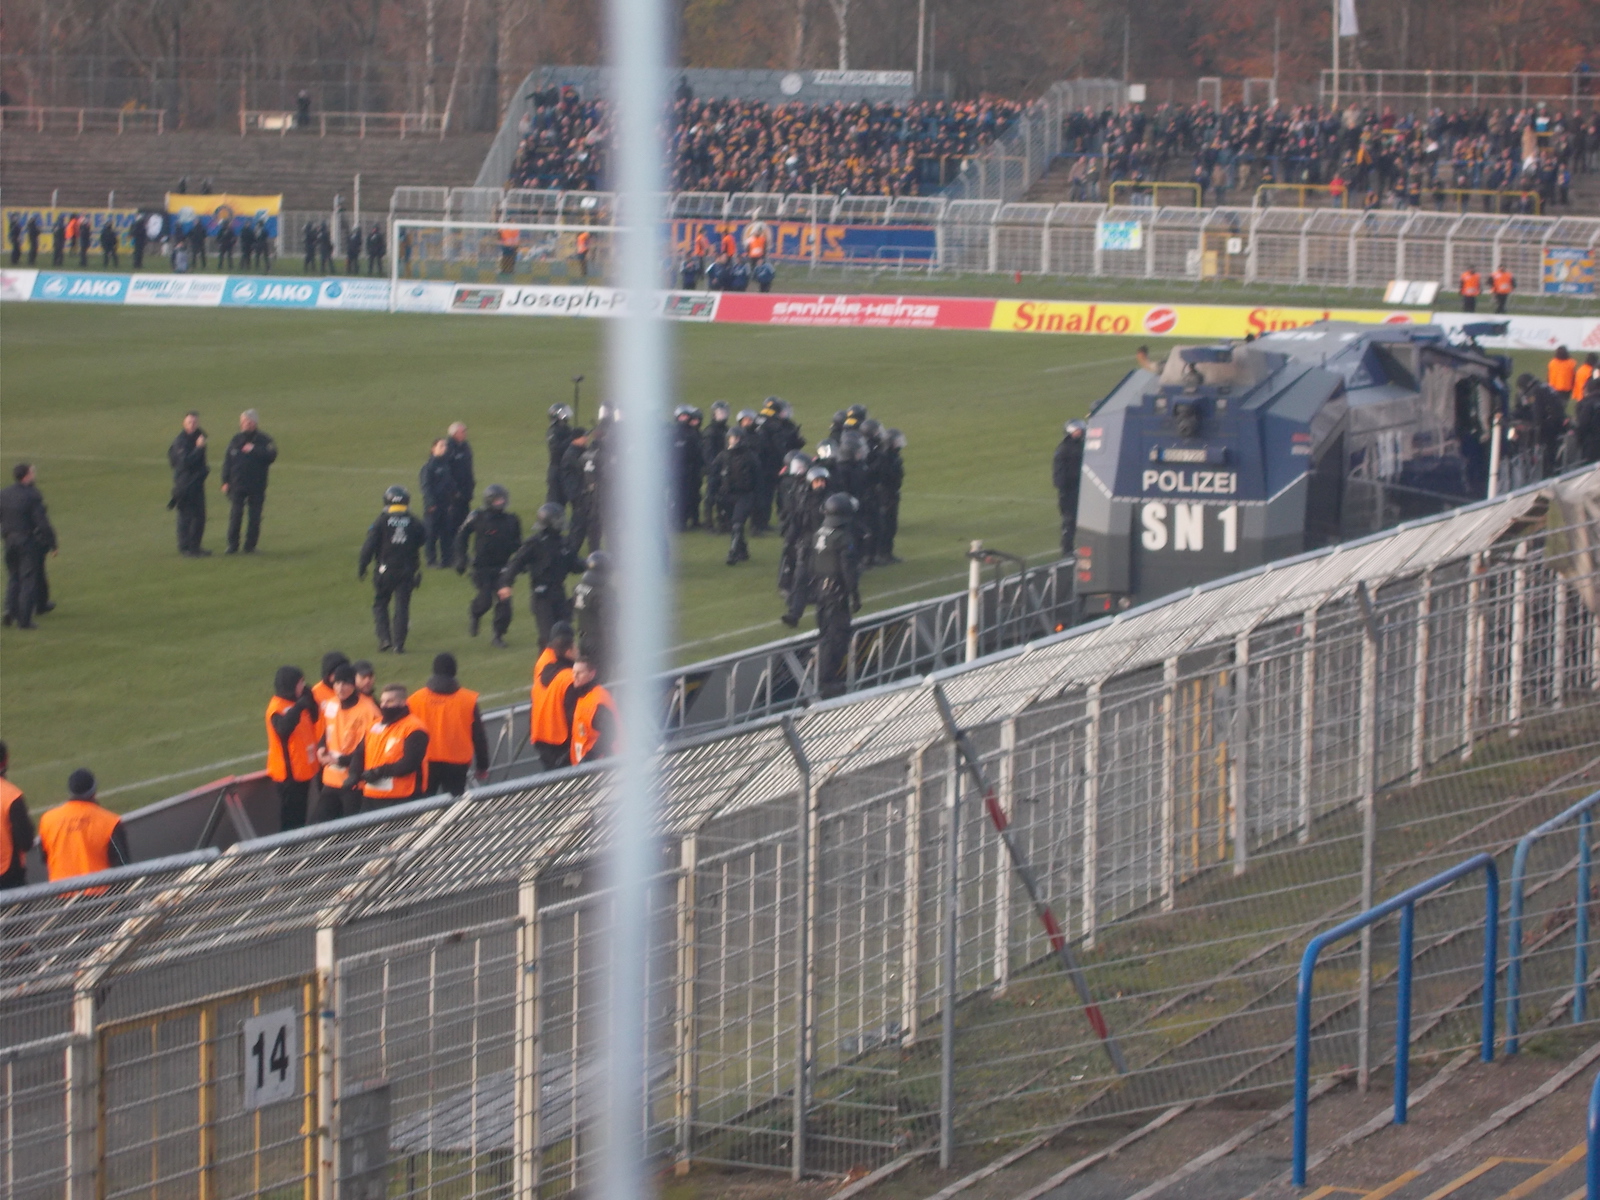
564, 658, 618, 766
267, 666, 324, 832
745, 229, 768, 262
530, 623, 577, 769
1548, 347, 1578, 398
0, 741, 37, 889
1491, 267, 1515, 313
1575, 354, 1598, 402
317, 663, 382, 822
499, 225, 519, 274
312, 650, 351, 709
1459, 268, 1481, 312
408, 653, 488, 796
38, 769, 128, 891
349, 685, 430, 809
575, 229, 592, 278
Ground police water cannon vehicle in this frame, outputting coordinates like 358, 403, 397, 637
1072, 321, 1510, 612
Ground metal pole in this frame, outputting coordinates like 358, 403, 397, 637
1578, 810, 1592, 1026
939, 741, 961, 1170
600, 0, 671, 1193
1393, 902, 1414, 1123
780, 718, 814, 1181
916, 0, 926, 93
966, 541, 982, 662
1331, 0, 1341, 111
1356, 581, 1379, 1092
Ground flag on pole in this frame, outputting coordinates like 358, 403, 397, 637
1339, 0, 1359, 37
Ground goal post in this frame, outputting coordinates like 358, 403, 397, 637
388, 218, 624, 297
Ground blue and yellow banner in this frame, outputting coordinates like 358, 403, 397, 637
166, 193, 282, 237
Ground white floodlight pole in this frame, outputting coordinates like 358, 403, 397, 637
601, 0, 672, 1190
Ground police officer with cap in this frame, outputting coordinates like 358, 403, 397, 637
499, 503, 585, 647
455, 484, 522, 648
359, 485, 426, 653
809, 493, 861, 698
547, 404, 576, 505
1053, 420, 1087, 556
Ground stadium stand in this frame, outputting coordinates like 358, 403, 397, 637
0, 129, 493, 210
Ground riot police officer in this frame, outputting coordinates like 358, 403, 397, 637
810, 493, 861, 698
702, 402, 731, 530
499, 503, 585, 647
359, 485, 426, 653
571, 550, 611, 671
671, 405, 705, 530
714, 427, 760, 565
1053, 420, 1086, 555
547, 403, 575, 505
879, 430, 906, 564
780, 465, 834, 627
776, 453, 814, 597
455, 484, 522, 648
559, 427, 594, 552
755, 397, 804, 533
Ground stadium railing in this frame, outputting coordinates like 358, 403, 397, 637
391, 183, 1600, 296
238, 108, 443, 137
0, 105, 166, 135
3, 466, 1596, 1197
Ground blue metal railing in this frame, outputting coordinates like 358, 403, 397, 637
1292, 852, 1500, 1187
1589, 1067, 1600, 1200
1506, 788, 1600, 1054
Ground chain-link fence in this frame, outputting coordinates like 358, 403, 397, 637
3, 468, 1598, 1197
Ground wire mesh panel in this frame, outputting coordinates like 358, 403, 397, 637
336, 921, 520, 1198
1044, 204, 1102, 276
1, 1037, 76, 1200
992, 203, 1051, 275
99, 978, 317, 1200
1250, 207, 1312, 284
1351, 210, 1410, 286
941, 201, 1000, 272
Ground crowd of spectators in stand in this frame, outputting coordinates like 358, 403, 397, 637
509, 87, 1025, 196
1056, 102, 1598, 212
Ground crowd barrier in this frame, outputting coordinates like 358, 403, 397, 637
6, 267, 1598, 352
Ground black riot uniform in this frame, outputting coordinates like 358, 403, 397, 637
559, 429, 596, 555
168, 420, 210, 555
809, 494, 861, 699
1053, 421, 1086, 556
419, 445, 459, 567
499, 504, 585, 647
359, 487, 427, 653
713, 428, 760, 565
443, 431, 476, 549
780, 469, 834, 626
455, 485, 522, 647
702, 404, 731, 530
571, 552, 611, 671
754, 398, 804, 532
221, 419, 278, 553
671, 407, 705, 530
0, 470, 57, 630
879, 430, 906, 563
834, 431, 873, 563
775, 454, 813, 595
547, 404, 575, 505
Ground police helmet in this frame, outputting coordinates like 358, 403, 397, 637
815, 439, 837, 461
535, 502, 566, 532
585, 550, 609, 572
596, 402, 614, 423
772, 398, 792, 419
689, 407, 704, 424
485, 483, 509, 508
726, 428, 743, 447
806, 465, 831, 483
673, 404, 692, 420
710, 401, 731, 421
832, 409, 847, 427
785, 451, 812, 475
1064, 419, 1088, 438
736, 408, 758, 425
549, 403, 574, 423
823, 493, 856, 523
384, 484, 410, 506
888, 428, 907, 450
839, 430, 866, 460
760, 396, 780, 416
845, 403, 868, 424
860, 418, 882, 440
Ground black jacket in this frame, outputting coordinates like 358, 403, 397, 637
716, 445, 760, 495
168, 429, 209, 502
548, 423, 575, 501
758, 416, 805, 468
222, 428, 278, 495
672, 421, 704, 491
500, 527, 584, 592
811, 520, 861, 605
560, 440, 592, 505
0, 482, 57, 551
360, 508, 427, 580
443, 439, 475, 502
419, 455, 460, 511
455, 507, 523, 573
1053, 436, 1084, 509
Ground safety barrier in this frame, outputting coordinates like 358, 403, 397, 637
1253, 182, 1543, 214
0, 106, 166, 135
238, 109, 443, 138
1292, 852, 1499, 1186
1505, 786, 1600, 1052
3, 468, 1597, 1197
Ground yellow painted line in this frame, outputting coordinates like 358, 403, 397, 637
1492, 1141, 1586, 1200
1299, 1187, 1367, 1199
1418, 1157, 1509, 1198
1361, 1171, 1422, 1199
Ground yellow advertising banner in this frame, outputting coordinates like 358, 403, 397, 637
165, 193, 282, 231
991, 300, 1422, 338
4, 206, 141, 254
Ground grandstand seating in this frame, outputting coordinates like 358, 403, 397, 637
0, 129, 493, 210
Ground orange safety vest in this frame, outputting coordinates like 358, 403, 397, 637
266, 696, 323, 783
533, 667, 576, 747
1576, 363, 1596, 398
721, 232, 737, 257
576, 230, 591, 253
747, 231, 767, 259
1549, 357, 1578, 394
321, 694, 382, 789
530, 649, 562, 740
38, 799, 121, 886
694, 232, 712, 257
0, 779, 20, 872
570, 684, 618, 765
65, 217, 79, 243
312, 680, 338, 709
1459, 271, 1481, 296
1491, 269, 1514, 295
407, 685, 480, 765
359, 714, 428, 801
499, 226, 519, 247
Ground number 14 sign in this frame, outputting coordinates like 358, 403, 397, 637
243, 1008, 299, 1109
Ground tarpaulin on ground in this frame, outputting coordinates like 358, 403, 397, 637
165, 193, 282, 237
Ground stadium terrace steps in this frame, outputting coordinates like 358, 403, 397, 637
0, 130, 494, 211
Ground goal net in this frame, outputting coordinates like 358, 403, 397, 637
390, 219, 621, 287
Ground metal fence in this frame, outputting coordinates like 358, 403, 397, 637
3, 467, 1598, 1198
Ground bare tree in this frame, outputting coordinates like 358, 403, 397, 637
441, 0, 474, 135
828, 0, 848, 69
792, 0, 810, 70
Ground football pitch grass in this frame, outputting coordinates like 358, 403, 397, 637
1, 303, 1163, 813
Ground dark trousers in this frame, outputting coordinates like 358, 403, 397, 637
423, 507, 449, 565
778, 536, 802, 595
4, 543, 40, 626
678, 483, 702, 530
783, 562, 811, 625
217, 248, 233, 270
531, 587, 570, 648
1494, 292, 1509, 313
727, 494, 753, 561
444, 501, 470, 561
567, 499, 593, 557
470, 568, 512, 636
227, 489, 265, 551
1059, 497, 1078, 558
882, 495, 900, 558
1461, 295, 1477, 312
753, 474, 776, 531
176, 492, 206, 552
277, 779, 311, 831
815, 590, 853, 699
313, 783, 360, 823
428, 762, 471, 796
535, 742, 570, 770
373, 572, 415, 650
